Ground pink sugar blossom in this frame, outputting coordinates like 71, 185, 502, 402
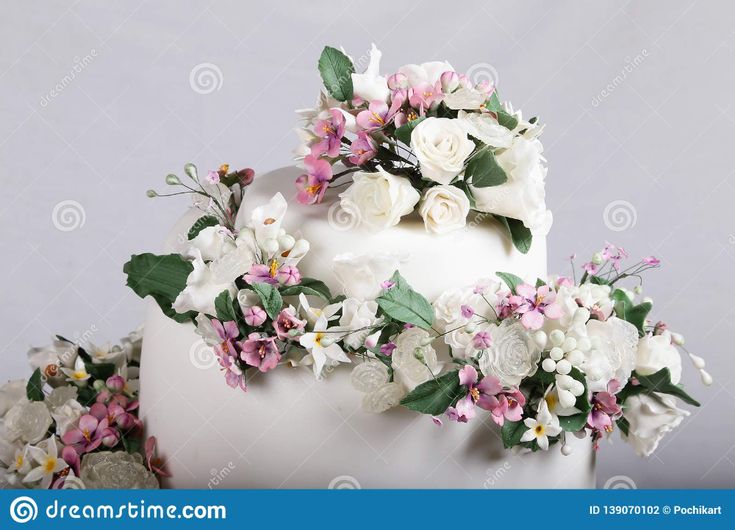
277, 265, 301, 286
244, 306, 267, 327
446, 365, 525, 426
296, 155, 332, 205
348, 131, 378, 165
274, 308, 306, 340
240, 333, 281, 373
311, 108, 345, 158
507, 284, 562, 330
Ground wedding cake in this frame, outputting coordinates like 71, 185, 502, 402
121, 45, 703, 489
0, 45, 707, 492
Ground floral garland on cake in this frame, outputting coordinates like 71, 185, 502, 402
0, 329, 168, 489
293, 45, 552, 253
124, 163, 711, 457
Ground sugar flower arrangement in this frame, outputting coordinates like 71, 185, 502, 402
0, 329, 167, 489
293, 44, 552, 253
126, 166, 710, 457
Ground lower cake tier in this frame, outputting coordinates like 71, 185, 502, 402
142, 302, 595, 488
139, 165, 595, 488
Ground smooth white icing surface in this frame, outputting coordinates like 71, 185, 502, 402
139, 166, 595, 488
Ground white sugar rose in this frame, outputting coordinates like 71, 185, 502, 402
392, 328, 441, 391
333, 253, 403, 301
351, 362, 405, 413
4, 402, 53, 443
418, 185, 470, 234
580, 317, 638, 392
636, 331, 682, 384
433, 288, 466, 329
411, 118, 475, 185
623, 393, 689, 457
0, 380, 27, 417
480, 320, 541, 386
80, 451, 159, 489
50, 399, 85, 436
444, 88, 487, 110
338, 168, 420, 230
457, 110, 513, 148
470, 135, 553, 235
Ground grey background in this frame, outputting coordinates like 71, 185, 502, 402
1, 0, 733, 488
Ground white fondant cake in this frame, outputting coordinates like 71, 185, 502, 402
140, 166, 595, 488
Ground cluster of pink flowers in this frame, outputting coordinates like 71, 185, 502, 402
497, 283, 563, 330
211, 309, 307, 393
296, 67, 493, 205
446, 365, 526, 426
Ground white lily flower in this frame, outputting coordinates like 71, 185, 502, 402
520, 400, 562, 450
299, 316, 351, 378
298, 293, 341, 327
61, 356, 90, 385
23, 437, 67, 489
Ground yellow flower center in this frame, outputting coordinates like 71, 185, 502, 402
15, 455, 24, 469
545, 394, 558, 411
43, 457, 57, 474
72, 370, 87, 380
371, 112, 384, 125
534, 424, 545, 437
314, 332, 325, 347
269, 259, 279, 278
469, 387, 480, 403
219, 163, 230, 174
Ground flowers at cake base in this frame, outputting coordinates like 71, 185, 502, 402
0, 330, 165, 490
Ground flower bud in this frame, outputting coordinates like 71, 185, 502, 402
106, 375, 126, 393
387, 72, 408, 90
238, 167, 255, 186
591, 252, 604, 265
561, 444, 573, 456
671, 332, 685, 345
146, 189, 158, 198
165, 174, 180, 185
261, 238, 279, 255
184, 163, 198, 181
439, 71, 459, 92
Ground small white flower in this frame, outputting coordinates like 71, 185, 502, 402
580, 317, 638, 392
391, 328, 441, 391
418, 185, 470, 234
27, 339, 78, 386
61, 356, 91, 386
411, 117, 475, 185
120, 326, 143, 363
623, 393, 689, 457
8, 445, 32, 476
520, 400, 562, 450
23, 437, 67, 489
298, 293, 341, 327
87, 342, 126, 369
338, 168, 420, 230
636, 331, 682, 384
299, 316, 351, 379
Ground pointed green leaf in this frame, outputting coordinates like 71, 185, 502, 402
26, 368, 44, 401
495, 216, 533, 254
400, 370, 463, 415
496, 271, 525, 294
188, 216, 220, 240
214, 290, 237, 322
280, 278, 333, 301
251, 283, 283, 320
318, 46, 354, 102
465, 149, 507, 187
394, 117, 426, 146
376, 271, 434, 329
501, 419, 527, 449
496, 109, 519, 130
559, 413, 588, 432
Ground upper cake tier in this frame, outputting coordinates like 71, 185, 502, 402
292, 44, 552, 255
168, 166, 548, 302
